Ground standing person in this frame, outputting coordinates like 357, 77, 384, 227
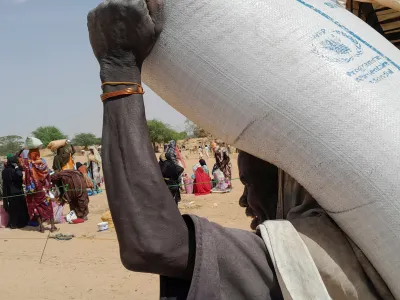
166, 140, 186, 168
24, 148, 56, 233
53, 144, 75, 171
0, 159, 4, 198
227, 144, 232, 155
2, 155, 29, 229
76, 162, 94, 189
87, 3, 392, 299
211, 140, 217, 155
88, 146, 102, 188
198, 145, 203, 159
159, 153, 184, 204
204, 144, 210, 158
51, 170, 90, 220
215, 145, 232, 189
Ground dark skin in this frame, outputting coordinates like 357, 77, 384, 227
87, 0, 279, 280
238, 151, 279, 229
88, 0, 192, 280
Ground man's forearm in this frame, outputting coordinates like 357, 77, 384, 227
101, 65, 192, 279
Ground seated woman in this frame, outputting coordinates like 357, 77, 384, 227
212, 168, 229, 193
191, 159, 209, 178
193, 165, 211, 196
51, 170, 90, 220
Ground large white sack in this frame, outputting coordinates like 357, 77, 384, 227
356, 0, 400, 11
25, 137, 43, 150
142, 0, 400, 296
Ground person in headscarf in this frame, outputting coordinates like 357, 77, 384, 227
191, 159, 210, 179
76, 162, 94, 189
0, 159, 4, 198
88, 146, 102, 188
159, 152, 184, 204
51, 170, 90, 220
53, 144, 75, 171
1, 155, 29, 229
24, 149, 56, 233
193, 164, 212, 196
166, 140, 186, 168
199, 159, 209, 175
214, 145, 232, 188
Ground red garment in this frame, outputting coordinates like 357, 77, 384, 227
193, 167, 211, 196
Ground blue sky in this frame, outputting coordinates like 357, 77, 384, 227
0, 0, 186, 139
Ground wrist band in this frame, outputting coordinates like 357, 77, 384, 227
100, 87, 144, 102
101, 82, 142, 88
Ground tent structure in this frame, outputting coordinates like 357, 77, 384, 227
354, 0, 400, 11
347, 0, 400, 48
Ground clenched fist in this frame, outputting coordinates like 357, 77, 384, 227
87, 0, 163, 73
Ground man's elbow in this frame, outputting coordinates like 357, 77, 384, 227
120, 248, 146, 272
120, 248, 162, 273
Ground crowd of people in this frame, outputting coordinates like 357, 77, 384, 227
0, 139, 103, 232
159, 139, 233, 203
0, 137, 230, 231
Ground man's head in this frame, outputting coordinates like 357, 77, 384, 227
238, 151, 279, 230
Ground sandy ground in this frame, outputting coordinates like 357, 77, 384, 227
0, 153, 251, 300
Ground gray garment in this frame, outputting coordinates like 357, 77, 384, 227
160, 170, 393, 300
278, 170, 393, 300
160, 215, 283, 300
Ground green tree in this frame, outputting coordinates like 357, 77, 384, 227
73, 133, 99, 149
0, 135, 24, 156
32, 126, 66, 147
147, 120, 186, 151
147, 120, 170, 150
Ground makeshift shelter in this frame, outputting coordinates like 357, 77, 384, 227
348, 0, 400, 48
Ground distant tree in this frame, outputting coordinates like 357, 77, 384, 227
147, 120, 186, 151
177, 131, 188, 140
32, 126, 66, 147
184, 119, 209, 138
95, 137, 102, 145
73, 133, 99, 149
147, 120, 170, 150
0, 135, 24, 156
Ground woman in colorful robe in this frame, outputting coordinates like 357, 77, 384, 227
24, 149, 56, 233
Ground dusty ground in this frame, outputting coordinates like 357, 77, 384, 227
0, 153, 251, 300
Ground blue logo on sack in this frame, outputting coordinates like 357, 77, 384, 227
312, 29, 363, 63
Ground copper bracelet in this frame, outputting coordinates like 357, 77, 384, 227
100, 87, 144, 102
